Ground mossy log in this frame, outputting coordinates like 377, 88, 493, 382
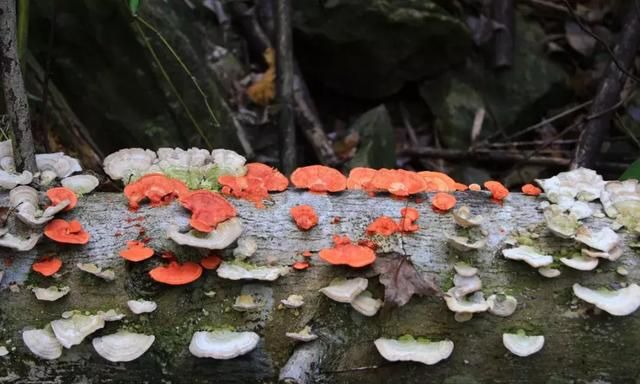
0, 191, 639, 384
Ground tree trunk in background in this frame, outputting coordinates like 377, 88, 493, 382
1, 191, 639, 383
0, 0, 36, 173
276, 0, 296, 174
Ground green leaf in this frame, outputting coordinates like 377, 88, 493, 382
129, 0, 140, 15
347, 105, 396, 170
620, 159, 640, 180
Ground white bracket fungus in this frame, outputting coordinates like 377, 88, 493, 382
444, 289, 489, 313
452, 206, 483, 228
572, 283, 640, 316
285, 326, 318, 342
536, 168, 604, 203
211, 149, 247, 176
189, 330, 259, 359
538, 267, 561, 278
217, 261, 286, 281
487, 294, 517, 317
103, 148, 157, 181
233, 236, 258, 260
232, 294, 262, 312
281, 294, 304, 308
0, 169, 32, 189
374, 335, 454, 365
36, 153, 82, 178
319, 277, 368, 303
600, 179, 640, 218
543, 205, 579, 238
167, 218, 243, 250
22, 327, 63, 360
502, 331, 544, 357
574, 226, 621, 253
446, 234, 486, 252
451, 274, 482, 298
351, 291, 383, 316
77, 263, 116, 281
581, 246, 623, 261
61, 175, 99, 195
0, 232, 41, 251
559, 254, 599, 271
502, 246, 553, 268
127, 299, 157, 314
92, 331, 155, 362
32, 286, 70, 301
453, 262, 478, 277
50, 313, 107, 348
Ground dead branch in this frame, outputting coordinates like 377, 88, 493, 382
493, 0, 515, 68
275, 0, 296, 174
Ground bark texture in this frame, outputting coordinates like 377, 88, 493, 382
0, 191, 639, 383
0, 0, 36, 173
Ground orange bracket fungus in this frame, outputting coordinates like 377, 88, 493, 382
346, 167, 377, 191
432, 192, 457, 212
44, 219, 90, 244
319, 234, 376, 268
290, 205, 319, 230
46, 187, 77, 211
366, 216, 399, 236
218, 163, 288, 207
370, 169, 426, 196
484, 181, 509, 201
418, 171, 456, 192
179, 190, 237, 233
521, 184, 542, 196
32, 257, 63, 276
119, 240, 154, 262
124, 174, 188, 210
469, 183, 481, 191
292, 261, 310, 270
398, 207, 419, 233
149, 261, 203, 285
290, 165, 347, 193
200, 254, 223, 270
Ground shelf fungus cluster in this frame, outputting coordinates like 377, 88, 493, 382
444, 264, 488, 322
447, 205, 486, 252
22, 309, 139, 361
320, 277, 383, 316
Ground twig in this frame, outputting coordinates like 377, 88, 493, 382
493, 0, 514, 68
0, 0, 37, 172
571, 2, 640, 168
275, 0, 296, 174
470, 108, 486, 143
135, 15, 221, 127
524, 0, 570, 14
133, 20, 213, 149
563, 0, 640, 83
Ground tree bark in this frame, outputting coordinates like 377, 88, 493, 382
0, 0, 36, 173
571, 3, 640, 169
275, 0, 296, 174
0, 191, 639, 383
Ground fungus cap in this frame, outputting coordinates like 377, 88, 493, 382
22, 327, 63, 360
189, 330, 259, 359
0, 232, 42, 251
233, 237, 258, 259
538, 267, 561, 278
417, 171, 456, 192
290, 165, 347, 192
77, 263, 116, 281
374, 336, 454, 365
232, 295, 261, 312
200, 254, 223, 270
503, 332, 544, 357
521, 184, 542, 196
370, 169, 427, 196
366, 216, 399, 236
167, 217, 243, 250
451, 274, 482, 298
346, 167, 377, 190
453, 262, 478, 277
543, 205, 579, 238
103, 148, 156, 181
180, 190, 237, 232
446, 234, 486, 252
149, 261, 203, 285
581, 246, 623, 261
432, 192, 457, 211
33, 286, 70, 301
211, 149, 247, 176
351, 291, 383, 316
600, 179, 640, 218
484, 181, 509, 200
119, 241, 154, 262
32, 257, 62, 276
319, 235, 376, 268
46, 187, 77, 211
572, 283, 640, 316
0, 169, 32, 189
216, 261, 285, 281
444, 290, 489, 313
536, 168, 604, 203
127, 299, 157, 314
36, 153, 82, 178
290, 205, 319, 231
92, 331, 155, 362
61, 174, 99, 195
285, 326, 318, 342
319, 277, 368, 303
487, 294, 517, 317
575, 226, 620, 252
502, 246, 553, 268
559, 254, 599, 271
51, 313, 107, 348
44, 219, 90, 245
452, 206, 483, 228
281, 294, 304, 308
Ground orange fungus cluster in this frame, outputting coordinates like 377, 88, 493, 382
218, 163, 288, 207
124, 174, 188, 210
319, 234, 376, 267
290, 205, 319, 230
179, 190, 237, 233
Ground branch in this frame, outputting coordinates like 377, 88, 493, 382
0, 0, 36, 173
571, 2, 640, 168
493, 0, 515, 68
275, 0, 296, 174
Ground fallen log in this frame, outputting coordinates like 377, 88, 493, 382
0, 191, 639, 383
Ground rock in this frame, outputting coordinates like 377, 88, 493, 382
293, 0, 471, 99
420, 14, 568, 149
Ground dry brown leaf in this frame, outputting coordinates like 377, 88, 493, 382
373, 252, 440, 307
